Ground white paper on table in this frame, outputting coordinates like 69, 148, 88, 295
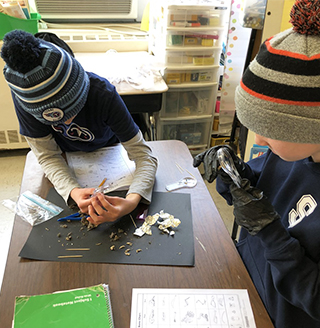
130, 288, 256, 328
66, 144, 136, 192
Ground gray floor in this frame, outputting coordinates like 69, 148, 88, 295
0, 149, 235, 292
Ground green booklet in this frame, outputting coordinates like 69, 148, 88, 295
13, 284, 114, 328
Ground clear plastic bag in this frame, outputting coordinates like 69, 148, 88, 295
15, 190, 64, 226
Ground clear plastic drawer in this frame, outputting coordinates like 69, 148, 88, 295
165, 49, 220, 67
167, 29, 224, 48
167, 8, 228, 28
157, 118, 212, 146
161, 87, 215, 117
164, 68, 217, 84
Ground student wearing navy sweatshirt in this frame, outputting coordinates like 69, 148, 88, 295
1, 30, 157, 225
194, 1, 320, 327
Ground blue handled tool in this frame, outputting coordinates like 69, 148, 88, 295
57, 212, 88, 221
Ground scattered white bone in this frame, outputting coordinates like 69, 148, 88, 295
134, 210, 181, 237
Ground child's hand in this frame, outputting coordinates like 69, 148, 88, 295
193, 145, 244, 184
230, 179, 280, 235
70, 187, 95, 213
87, 193, 141, 225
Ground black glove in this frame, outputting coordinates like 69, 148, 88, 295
193, 145, 245, 184
230, 179, 280, 235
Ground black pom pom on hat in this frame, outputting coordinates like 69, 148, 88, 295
289, 0, 320, 35
1, 30, 42, 74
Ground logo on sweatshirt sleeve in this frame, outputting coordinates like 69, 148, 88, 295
288, 194, 317, 228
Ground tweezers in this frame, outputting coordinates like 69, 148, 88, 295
57, 212, 88, 221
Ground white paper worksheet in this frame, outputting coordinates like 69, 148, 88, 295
66, 145, 136, 192
130, 288, 256, 328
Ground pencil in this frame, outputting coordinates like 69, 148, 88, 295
92, 178, 107, 197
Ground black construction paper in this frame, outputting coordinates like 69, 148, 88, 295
19, 189, 195, 266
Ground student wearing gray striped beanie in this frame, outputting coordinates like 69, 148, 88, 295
195, 2, 320, 326
1, 30, 89, 125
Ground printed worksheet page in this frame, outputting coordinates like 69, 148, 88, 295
130, 288, 256, 328
66, 145, 135, 192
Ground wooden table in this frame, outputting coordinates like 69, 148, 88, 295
0, 140, 273, 328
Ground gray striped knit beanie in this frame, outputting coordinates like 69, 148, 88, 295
235, 0, 320, 144
1, 30, 89, 125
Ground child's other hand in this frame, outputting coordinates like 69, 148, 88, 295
87, 193, 141, 225
70, 187, 95, 213
230, 179, 280, 235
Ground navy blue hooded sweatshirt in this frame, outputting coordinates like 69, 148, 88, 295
217, 150, 320, 328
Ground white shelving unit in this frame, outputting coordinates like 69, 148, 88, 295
149, 0, 230, 154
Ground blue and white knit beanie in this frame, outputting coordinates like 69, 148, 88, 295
1, 30, 89, 125
235, 0, 320, 144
